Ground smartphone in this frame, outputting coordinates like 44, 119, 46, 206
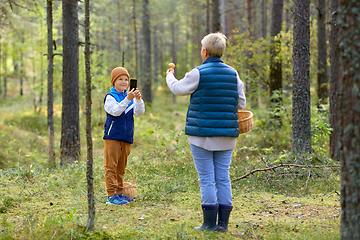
129, 78, 137, 91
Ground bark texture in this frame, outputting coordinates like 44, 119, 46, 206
84, 0, 95, 231
317, 0, 329, 107
141, 0, 152, 102
269, 0, 284, 126
60, 0, 80, 164
292, 0, 311, 154
47, 0, 55, 168
212, 0, 221, 32
329, 0, 340, 160
338, 1, 360, 239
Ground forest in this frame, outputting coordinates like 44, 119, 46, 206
0, 0, 359, 239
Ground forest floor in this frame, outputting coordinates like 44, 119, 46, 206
0, 86, 341, 239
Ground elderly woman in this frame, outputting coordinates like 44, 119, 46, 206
165, 32, 246, 231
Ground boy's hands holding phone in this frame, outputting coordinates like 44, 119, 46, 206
126, 88, 142, 100
134, 89, 142, 99
126, 88, 136, 100
127, 78, 142, 100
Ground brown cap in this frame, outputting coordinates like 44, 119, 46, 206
111, 67, 130, 86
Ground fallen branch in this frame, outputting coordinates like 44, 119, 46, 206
232, 164, 340, 182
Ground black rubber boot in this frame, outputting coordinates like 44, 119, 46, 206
217, 204, 233, 232
193, 204, 219, 231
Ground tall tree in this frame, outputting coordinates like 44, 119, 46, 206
132, 0, 139, 78
84, 0, 95, 232
116, 0, 121, 53
0, 35, 2, 96
212, 0, 220, 32
3, 47, 7, 99
245, 0, 254, 38
170, 20, 177, 104
141, 0, 152, 102
292, 0, 311, 154
153, 24, 159, 85
20, 41, 24, 96
221, 0, 226, 35
329, 0, 340, 160
317, 0, 329, 108
60, 0, 80, 164
338, 0, 360, 238
47, 0, 55, 168
260, 0, 266, 38
269, 0, 284, 126
206, 0, 210, 34
244, 0, 259, 108
285, 0, 292, 32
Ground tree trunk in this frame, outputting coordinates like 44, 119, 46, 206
292, 0, 311, 154
31, 57, 38, 113
317, 0, 329, 108
285, 0, 293, 32
47, 0, 56, 168
38, 60, 44, 114
226, 1, 236, 39
191, 9, 197, 66
245, 0, 258, 108
153, 24, 158, 85
20, 49, 23, 96
246, 0, 254, 38
0, 36, 2, 96
329, 0, 339, 160
46, 0, 56, 168
3, 48, 6, 99
116, 0, 121, 53
84, 0, 95, 232
206, 0, 210, 34
269, 0, 284, 127
141, 0, 152, 102
60, 0, 80, 164
171, 21, 177, 104
212, 0, 221, 32
221, 0, 226, 35
260, 0, 266, 38
133, 0, 139, 78
338, 1, 360, 239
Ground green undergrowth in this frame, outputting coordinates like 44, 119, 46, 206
0, 152, 340, 239
0, 90, 341, 239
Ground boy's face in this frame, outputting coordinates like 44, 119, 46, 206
114, 75, 129, 92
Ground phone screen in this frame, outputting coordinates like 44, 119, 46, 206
130, 79, 137, 91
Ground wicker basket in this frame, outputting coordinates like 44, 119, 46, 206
123, 168, 137, 198
238, 110, 254, 134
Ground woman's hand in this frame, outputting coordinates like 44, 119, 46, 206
166, 68, 174, 76
126, 88, 136, 100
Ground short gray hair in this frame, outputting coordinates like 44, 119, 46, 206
201, 32, 227, 57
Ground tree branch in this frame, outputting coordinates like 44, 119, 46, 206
232, 163, 340, 182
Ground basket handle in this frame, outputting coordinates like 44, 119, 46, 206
125, 168, 136, 184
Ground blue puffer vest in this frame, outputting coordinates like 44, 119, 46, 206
185, 57, 239, 138
103, 87, 135, 144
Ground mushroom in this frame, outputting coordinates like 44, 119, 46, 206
168, 62, 175, 69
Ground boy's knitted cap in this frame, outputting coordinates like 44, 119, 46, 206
111, 67, 130, 86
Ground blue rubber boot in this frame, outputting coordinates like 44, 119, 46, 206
193, 204, 219, 231
217, 204, 233, 232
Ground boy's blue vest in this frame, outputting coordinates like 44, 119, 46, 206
185, 57, 239, 138
103, 87, 135, 144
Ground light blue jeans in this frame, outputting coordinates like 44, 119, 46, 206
190, 144, 233, 205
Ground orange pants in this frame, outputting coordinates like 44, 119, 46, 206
104, 139, 131, 197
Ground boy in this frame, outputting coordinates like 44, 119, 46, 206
103, 67, 145, 205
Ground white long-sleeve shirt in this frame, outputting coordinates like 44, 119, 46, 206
104, 96, 145, 117
166, 68, 246, 151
